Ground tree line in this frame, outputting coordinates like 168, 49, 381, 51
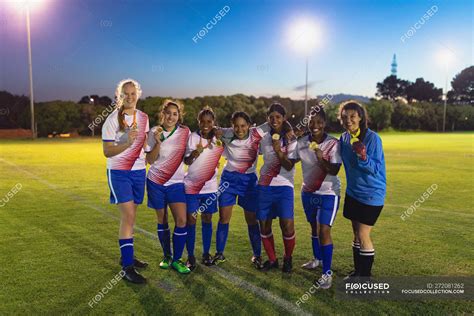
0, 66, 472, 136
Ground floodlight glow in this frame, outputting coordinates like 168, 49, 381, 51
287, 18, 321, 55
7, 0, 45, 11
436, 48, 455, 66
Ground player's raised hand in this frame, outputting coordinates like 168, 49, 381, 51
271, 134, 282, 153
154, 126, 163, 143
314, 148, 324, 161
352, 141, 367, 161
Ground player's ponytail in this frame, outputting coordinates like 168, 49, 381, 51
118, 106, 126, 131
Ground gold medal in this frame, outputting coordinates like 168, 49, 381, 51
309, 141, 319, 151
272, 134, 280, 141
216, 139, 223, 147
350, 137, 359, 145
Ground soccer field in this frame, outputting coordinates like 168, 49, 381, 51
0, 132, 473, 315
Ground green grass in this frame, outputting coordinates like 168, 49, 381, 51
0, 132, 473, 315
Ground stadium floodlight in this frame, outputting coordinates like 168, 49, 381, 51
287, 18, 322, 117
436, 48, 454, 132
7, 0, 47, 138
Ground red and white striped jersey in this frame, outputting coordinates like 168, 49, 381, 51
102, 109, 149, 170
184, 131, 225, 194
146, 125, 190, 186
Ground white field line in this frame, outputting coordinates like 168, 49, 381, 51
385, 203, 474, 218
0, 158, 312, 316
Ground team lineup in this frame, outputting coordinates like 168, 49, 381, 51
102, 79, 386, 290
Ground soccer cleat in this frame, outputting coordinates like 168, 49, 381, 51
159, 255, 173, 269
282, 256, 293, 273
186, 256, 197, 271
343, 270, 359, 281
301, 258, 321, 270
171, 259, 191, 274
202, 253, 214, 266
211, 253, 226, 265
251, 256, 264, 270
317, 274, 333, 289
261, 259, 279, 271
122, 266, 146, 284
119, 257, 149, 269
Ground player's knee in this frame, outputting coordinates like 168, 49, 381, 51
201, 213, 212, 223
319, 226, 331, 240
187, 214, 196, 226
175, 217, 186, 227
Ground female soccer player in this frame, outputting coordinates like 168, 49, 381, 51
338, 101, 386, 279
257, 103, 298, 273
212, 112, 273, 269
145, 100, 190, 274
296, 108, 342, 289
102, 78, 149, 284
184, 106, 224, 270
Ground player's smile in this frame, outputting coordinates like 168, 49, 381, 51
199, 114, 214, 137
309, 115, 325, 139
341, 109, 361, 133
233, 117, 250, 140
122, 83, 137, 109
163, 105, 179, 130
268, 112, 284, 132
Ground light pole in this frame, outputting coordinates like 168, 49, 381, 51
26, 6, 36, 138
437, 48, 454, 132
287, 18, 320, 118
442, 68, 448, 132
304, 57, 308, 117
7, 0, 45, 138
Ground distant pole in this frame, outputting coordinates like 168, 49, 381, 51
442, 65, 448, 132
304, 57, 308, 117
26, 7, 36, 138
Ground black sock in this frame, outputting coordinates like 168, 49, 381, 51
352, 241, 361, 273
359, 249, 375, 277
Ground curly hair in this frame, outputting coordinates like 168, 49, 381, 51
160, 99, 185, 125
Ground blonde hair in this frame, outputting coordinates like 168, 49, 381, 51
115, 78, 142, 131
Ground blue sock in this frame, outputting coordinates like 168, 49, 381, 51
216, 223, 229, 254
248, 224, 261, 256
321, 244, 334, 274
119, 238, 134, 268
157, 223, 172, 256
312, 235, 322, 261
172, 226, 187, 262
186, 224, 196, 257
202, 222, 213, 254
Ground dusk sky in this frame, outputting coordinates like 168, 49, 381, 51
1, 0, 472, 102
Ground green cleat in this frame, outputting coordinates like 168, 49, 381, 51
171, 259, 191, 274
159, 255, 173, 269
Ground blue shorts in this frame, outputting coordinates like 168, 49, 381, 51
256, 185, 294, 220
186, 193, 218, 215
107, 169, 146, 204
147, 180, 186, 210
218, 170, 258, 212
301, 192, 340, 226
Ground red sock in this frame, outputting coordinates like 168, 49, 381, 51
283, 233, 296, 258
261, 233, 277, 262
